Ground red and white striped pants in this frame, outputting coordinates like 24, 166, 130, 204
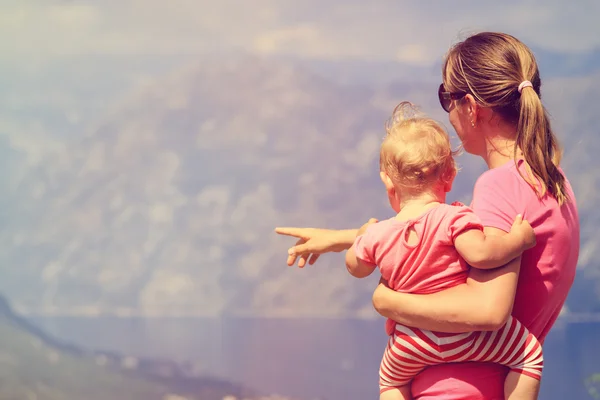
379, 316, 543, 393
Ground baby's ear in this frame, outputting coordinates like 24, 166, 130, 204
442, 163, 457, 193
379, 171, 394, 190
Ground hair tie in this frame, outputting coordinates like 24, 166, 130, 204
518, 80, 533, 94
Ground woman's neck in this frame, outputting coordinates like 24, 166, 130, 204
480, 122, 521, 169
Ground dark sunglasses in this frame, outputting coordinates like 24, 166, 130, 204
438, 84, 467, 113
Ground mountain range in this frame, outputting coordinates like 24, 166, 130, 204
0, 53, 598, 318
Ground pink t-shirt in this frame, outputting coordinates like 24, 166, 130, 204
353, 203, 484, 335
410, 160, 580, 400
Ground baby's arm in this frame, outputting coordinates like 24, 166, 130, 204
345, 246, 377, 278
345, 220, 379, 278
454, 214, 536, 270
346, 246, 377, 278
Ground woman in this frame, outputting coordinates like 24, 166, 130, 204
275, 32, 580, 399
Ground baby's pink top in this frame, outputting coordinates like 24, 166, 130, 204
409, 160, 580, 399
353, 203, 483, 335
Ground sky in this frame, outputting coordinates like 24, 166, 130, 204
0, 0, 599, 65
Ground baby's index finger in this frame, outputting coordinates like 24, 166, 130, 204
275, 227, 305, 238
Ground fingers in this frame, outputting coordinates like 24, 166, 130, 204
286, 238, 305, 266
298, 253, 309, 268
286, 253, 297, 266
280, 232, 321, 268
288, 243, 311, 256
368, 218, 379, 224
286, 252, 319, 268
289, 246, 309, 268
298, 253, 320, 268
514, 214, 523, 223
274, 227, 307, 239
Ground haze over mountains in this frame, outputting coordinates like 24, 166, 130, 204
0, 50, 599, 318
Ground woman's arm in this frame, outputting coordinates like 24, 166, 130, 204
372, 227, 520, 332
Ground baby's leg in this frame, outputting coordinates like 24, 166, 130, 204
486, 317, 543, 400
380, 385, 412, 400
505, 371, 540, 400
379, 328, 432, 400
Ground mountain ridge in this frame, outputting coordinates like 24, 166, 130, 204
0, 55, 598, 318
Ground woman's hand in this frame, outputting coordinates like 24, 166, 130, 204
372, 278, 397, 317
357, 218, 378, 237
274, 226, 359, 268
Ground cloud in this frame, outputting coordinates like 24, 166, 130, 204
253, 25, 323, 56
0, 3, 101, 56
0, 0, 598, 66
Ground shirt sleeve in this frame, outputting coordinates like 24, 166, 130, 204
352, 226, 378, 266
471, 169, 518, 233
446, 206, 484, 242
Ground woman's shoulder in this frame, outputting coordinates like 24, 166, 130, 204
475, 159, 575, 201
473, 160, 536, 196
474, 160, 520, 186
470, 162, 525, 231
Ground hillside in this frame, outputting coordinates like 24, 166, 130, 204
0, 294, 290, 400
0, 55, 598, 317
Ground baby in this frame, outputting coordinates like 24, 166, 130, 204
345, 102, 542, 400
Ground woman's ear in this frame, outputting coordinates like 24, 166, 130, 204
464, 94, 479, 124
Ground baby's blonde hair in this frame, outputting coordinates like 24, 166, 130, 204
380, 102, 457, 194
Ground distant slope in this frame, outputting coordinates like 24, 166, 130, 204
0, 55, 598, 317
0, 293, 265, 400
